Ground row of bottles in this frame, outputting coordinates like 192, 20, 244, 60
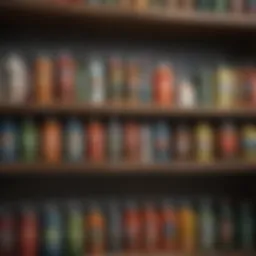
1, 53, 256, 108
1, 118, 256, 163
0, 198, 255, 255
51, 0, 256, 14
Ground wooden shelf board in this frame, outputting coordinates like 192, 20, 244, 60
0, 162, 255, 175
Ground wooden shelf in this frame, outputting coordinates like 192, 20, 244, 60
0, 104, 256, 118
1, 1, 256, 40
0, 162, 255, 175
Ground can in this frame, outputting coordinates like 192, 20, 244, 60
57, 53, 75, 103
219, 122, 238, 160
175, 124, 192, 161
194, 68, 214, 107
124, 122, 140, 162
108, 119, 123, 162
195, 123, 214, 162
230, 0, 244, 13
0, 208, 16, 256
89, 58, 105, 103
35, 55, 53, 104
214, 0, 229, 12
140, 123, 153, 163
216, 67, 237, 108
177, 78, 196, 108
86, 203, 105, 254
0, 120, 17, 163
66, 202, 84, 256
198, 199, 215, 250
42, 119, 62, 163
139, 59, 152, 103
42, 204, 63, 256
248, 0, 256, 12
153, 63, 175, 106
143, 202, 159, 252
107, 201, 122, 252
21, 119, 38, 162
125, 60, 140, 104
19, 206, 38, 256
154, 121, 170, 162
108, 57, 124, 102
160, 199, 178, 251
65, 119, 84, 162
242, 124, 256, 161
87, 120, 105, 162
4, 53, 29, 104
76, 58, 90, 102
123, 201, 141, 252
180, 200, 196, 253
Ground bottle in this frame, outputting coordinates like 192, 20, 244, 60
4, 53, 29, 104
42, 119, 62, 163
133, 0, 149, 10
35, 55, 54, 104
214, 0, 229, 12
65, 119, 84, 162
242, 124, 256, 161
140, 123, 153, 163
57, 52, 75, 103
42, 204, 63, 256
139, 59, 152, 103
160, 199, 178, 251
230, 0, 244, 13
154, 121, 171, 162
66, 202, 84, 256
180, 200, 196, 253
21, 119, 38, 162
153, 62, 175, 106
19, 205, 38, 256
248, 0, 256, 12
87, 120, 105, 162
241, 68, 256, 108
87, 202, 105, 254
143, 202, 159, 252
177, 78, 196, 108
198, 199, 215, 250
196, 0, 214, 11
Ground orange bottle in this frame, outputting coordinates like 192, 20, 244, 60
179, 200, 196, 253
87, 121, 105, 162
42, 119, 62, 163
35, 55, 53, 104
153, 63, 175, 106
87, 203, 105, 255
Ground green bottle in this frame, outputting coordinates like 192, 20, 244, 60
214, 0, 229, 12
21, 119, 38, 162
66, 203, 84, 256
76, 60, 90, 102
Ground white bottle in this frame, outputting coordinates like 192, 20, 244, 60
178, 78, 196, 108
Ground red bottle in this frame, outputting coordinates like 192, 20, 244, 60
0, 209, 16, 256
19, 206, 38, 256
123, 201, 141, 252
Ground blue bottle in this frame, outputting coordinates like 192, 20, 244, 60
42, 204, 63, 256
0, 120, 17, 163
65, 119, 84, 162
154, 121, 171, 162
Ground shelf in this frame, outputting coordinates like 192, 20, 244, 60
0, 162, 255, 175
0, 104, 256, 118
1, 1, 256, 40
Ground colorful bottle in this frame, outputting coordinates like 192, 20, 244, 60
108, 119, 123, 162
0, 120, 17, 163
123, 201, 141, 252
42, 119, 62, 163
242, 124, 256, 161
198, 199, 215, 250
124, 122, 140, 162
21, 119, 38, 162
19, 206, 38, 256
195, 122, 214, 162
177, 78, 196, 108
143, 202, 159, 252
153, 63, 175, 106
87, 203, 105, 254
180, 200, 196, 253
4, 53, 28, 104
241, 68, 256, 108
57, 53, 75, 103
66, 202, 84, 256
65, 119, 84, 162
139, 59, 152, 103
154, 121, 170, 162
87, 120, 105, 162
107, 201, 122, 252
140, 123, 153, 163
160, 199, 178, 251
35, 55, 54, 104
